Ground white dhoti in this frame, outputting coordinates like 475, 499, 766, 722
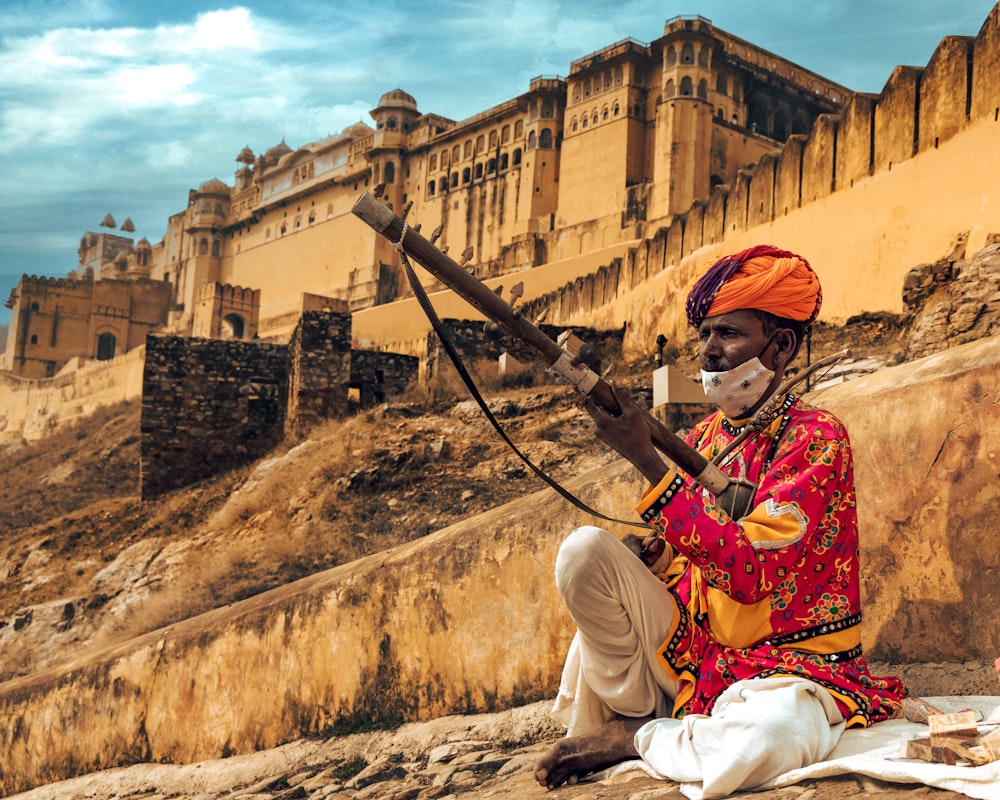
550, 526, 846, 799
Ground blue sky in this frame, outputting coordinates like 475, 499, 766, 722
0, 0, 995, 326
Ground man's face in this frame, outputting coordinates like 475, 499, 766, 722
697, 309, 771, 372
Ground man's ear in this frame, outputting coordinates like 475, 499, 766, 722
772, 328, 798, 370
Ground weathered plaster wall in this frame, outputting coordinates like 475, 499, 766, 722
1, 336, 997, 793
0, 347, 146, 442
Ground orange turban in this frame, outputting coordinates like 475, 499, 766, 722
685, 245, 822, 328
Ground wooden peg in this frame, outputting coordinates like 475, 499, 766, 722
429, 225, 444, 245
459, 247, 474, 266
400, 200, 413, 220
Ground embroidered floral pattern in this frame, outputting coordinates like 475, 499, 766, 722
643, 396, 906, 725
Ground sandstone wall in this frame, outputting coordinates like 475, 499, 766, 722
1, 336, 997, 793
0, 346, 146, 442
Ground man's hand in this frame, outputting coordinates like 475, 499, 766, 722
583, 383, 670, 486
622, 532, 671, 573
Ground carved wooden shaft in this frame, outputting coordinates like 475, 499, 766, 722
352, 191, 742, 504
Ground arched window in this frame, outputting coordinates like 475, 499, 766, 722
223, 314, 245, 340
384, 161, 395, 184
30, 301, 39, 311
697, 79, 708, 99
602, 106, 609, 121
681, 43, 694, 64
541, 99, 554, 117
527, 130, 537, 149
464, 140, 473, 159
513, 148, 522, 165
440, 175, 448, 191
308, 210, 316, 225
501, 125, 510, 144
665, 46, 677, 66
441, 149, 449, 167
572, 117, 579, 132
215, 202, 224, 215
429, 153, 437, 171
30, 334, 38, 345
614, 65, 623, 84
462, 167, 471, 184
604, 70, 612, 89
212, 239, 221, 257
716, 74, 728, 96
452, 145, 460, 163
680, 76, 693, 96
199, 238, 208, 255
475, 163, 483, 179
280, 222, 287, 236
614, 102, 621, 116
487, 158, 496, 174
514, 120, 523, 139
428, 180, 436, 196
539, 128, 553, 148
294, 215, 302, 231
386, 116, 397, 129
451, 171, 459, 187
665, 79, 676, 99
592, 111, 598, 126
499, 153, 509, 170
698, 46, 709, 67
476, 135, 485, 154
489, 130, 498, 148
96, 332, 116, 360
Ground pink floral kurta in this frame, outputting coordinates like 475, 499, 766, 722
636, 394, 906, 726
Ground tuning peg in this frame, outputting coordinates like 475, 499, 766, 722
412, 223, 422, 233
441, 245, 449, 254
459, 247, 474, 266
534, 309, 548, 325
493, 284, 504, 297
400, 200, 413, 220
429, 225, 444, 245
373, 182, 386, 198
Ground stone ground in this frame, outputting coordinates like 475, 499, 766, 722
8, 662, 999, 800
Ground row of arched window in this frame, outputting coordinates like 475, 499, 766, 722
195, 237, 222, 258
427, 149, 523, 196
428, 122, 525, 172
571, 102, 622, 131
264, 204, 335, 241
572, 66, 624, 103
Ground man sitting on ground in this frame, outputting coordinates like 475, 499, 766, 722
535, 245, 906, 798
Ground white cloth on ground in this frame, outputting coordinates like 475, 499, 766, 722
550, 525, 679, 735
633, 675, 846, 799
602, 695, 1000, 800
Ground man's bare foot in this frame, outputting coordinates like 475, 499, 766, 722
534, 715, 651, 790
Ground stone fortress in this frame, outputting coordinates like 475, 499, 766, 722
3, 14, 845, 382
4, 8, 1000, 427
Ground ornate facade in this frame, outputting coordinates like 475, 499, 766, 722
3, 16, 847, 377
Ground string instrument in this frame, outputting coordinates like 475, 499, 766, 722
352, 190, 758, 518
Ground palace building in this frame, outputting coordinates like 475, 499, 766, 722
3, 16, 848, 379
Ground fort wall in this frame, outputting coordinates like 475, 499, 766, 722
0, 347, 146, 441
140, 336, 289, 499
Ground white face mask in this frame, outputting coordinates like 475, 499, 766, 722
701, 357, 775, 419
